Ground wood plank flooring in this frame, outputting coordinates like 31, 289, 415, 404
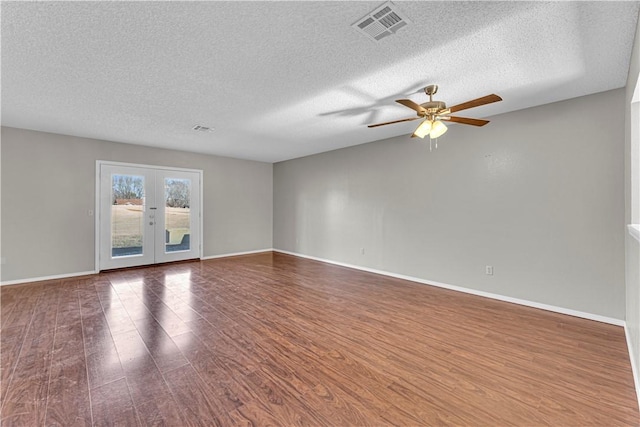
1, 251, 638, 425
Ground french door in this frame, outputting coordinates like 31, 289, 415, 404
98, 162, 201, 271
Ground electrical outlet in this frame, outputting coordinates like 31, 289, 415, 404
485, 265, 493, 275
360, 247, 365, 255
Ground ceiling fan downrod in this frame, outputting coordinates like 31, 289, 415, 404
424, 84, 438, 101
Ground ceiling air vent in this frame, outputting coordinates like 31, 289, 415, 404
352, 1, 411, 42
192, 125, 214, 133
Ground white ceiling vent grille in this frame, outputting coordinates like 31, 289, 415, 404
352, 2, 411, 42
192, 125, 214, 133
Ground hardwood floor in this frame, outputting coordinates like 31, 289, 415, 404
1, 251, 638, 426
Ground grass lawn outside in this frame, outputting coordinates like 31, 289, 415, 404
111, 205, 190, 248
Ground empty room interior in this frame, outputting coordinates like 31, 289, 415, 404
3, 1, 640, 425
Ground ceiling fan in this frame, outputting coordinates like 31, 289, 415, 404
368, 85, 502, 139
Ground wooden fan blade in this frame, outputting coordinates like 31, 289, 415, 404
441, 116, 490, 127
368, 116, 421, 128
396, 99, 426, 114
448, 94, 502, 113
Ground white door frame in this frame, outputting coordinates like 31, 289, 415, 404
95, 160, 204, 272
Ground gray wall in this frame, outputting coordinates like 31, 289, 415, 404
274, 89, 626, 320
626, 11, 640, 395
1, 127, 273, 282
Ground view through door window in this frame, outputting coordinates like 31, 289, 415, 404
111, 174, 144, 257
164, 177, 191, 253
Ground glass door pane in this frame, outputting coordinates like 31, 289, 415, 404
111, 174, 145, 257
164, 178, 191, 253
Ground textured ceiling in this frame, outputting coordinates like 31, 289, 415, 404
2, 1, 639, 163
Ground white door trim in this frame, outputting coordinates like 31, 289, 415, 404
95, 160, 204, 272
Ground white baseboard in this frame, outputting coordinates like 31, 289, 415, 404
0, 249, 274, 286
624, 325, 640, 409
2, 249, 625, 328
201, 248, 274, 260
273, 249, 625, 327
1, 270, 98, 286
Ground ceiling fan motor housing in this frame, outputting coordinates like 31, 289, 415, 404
421, 101, 446, 114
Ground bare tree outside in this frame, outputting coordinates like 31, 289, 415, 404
112, 174, 144, 203
165, 178, 190, 208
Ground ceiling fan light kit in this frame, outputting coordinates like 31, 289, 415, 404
413, 119, 432, 138
368, 84, 502, 145
430, 120, 448, 138
413, 119, 447, 139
